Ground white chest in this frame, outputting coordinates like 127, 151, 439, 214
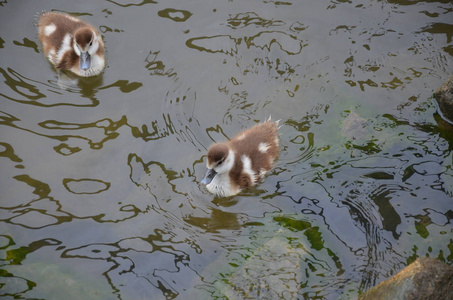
206, 173, 238, 197
72, 54, 105, 77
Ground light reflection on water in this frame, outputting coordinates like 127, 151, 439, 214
0, 0, 452, 299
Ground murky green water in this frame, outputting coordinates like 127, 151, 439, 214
1, 0, 452, 299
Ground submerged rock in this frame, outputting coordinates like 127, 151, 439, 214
359, 257, 453, 300
434, 76, 453, 124
341, 111, 368, 140
221, 231, 305, 299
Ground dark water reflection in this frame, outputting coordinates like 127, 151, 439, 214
1, 0, 452, 299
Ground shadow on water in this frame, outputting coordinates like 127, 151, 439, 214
0, 0, 452, 299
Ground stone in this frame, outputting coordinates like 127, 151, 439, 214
341, 111, 368, 140
359, 257, 453, 300
434, 76, 453, 124
222, 232, 306, 299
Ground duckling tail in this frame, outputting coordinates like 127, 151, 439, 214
34, 10, 48, 27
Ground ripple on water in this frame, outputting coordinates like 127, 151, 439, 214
0, 0, 452, 299
63, 178, 111, 195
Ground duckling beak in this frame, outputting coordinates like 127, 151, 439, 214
80, 52, 91, 70
201, 169, 217, 185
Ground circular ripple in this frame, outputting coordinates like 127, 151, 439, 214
63, 178, 111, 194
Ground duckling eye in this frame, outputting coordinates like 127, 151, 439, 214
218, 160, 224, 166
89, 41, 93, 46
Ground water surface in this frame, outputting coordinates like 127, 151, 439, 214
0, 0, 452, 299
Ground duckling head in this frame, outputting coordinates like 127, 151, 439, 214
73, 27, 100, 70
201, 143, 234, 185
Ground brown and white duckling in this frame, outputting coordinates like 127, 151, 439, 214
201, 119, 280, 197
37, 12, 105, 77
